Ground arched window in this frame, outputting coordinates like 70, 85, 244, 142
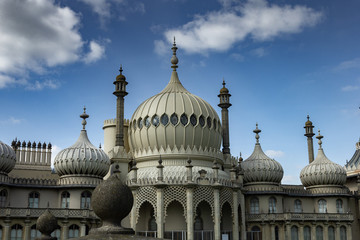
316, 226, 323, 240
269, 197, 276, 213
194, 208, 203, 231
0, 225, 3, 240
294, 199, 302, 213
30, 225, 41, 240
304, 226, 311, 240
275, 226, 279, 240
250, 198, 259, 214
51, 225, 61, 239
10, 224, 23, 240
318, 199, 327, 213
328, 226, 335, 240
81, 191, 91, 209
68, 225, 79, 239
29, 192, 39, 208
340, 226, 347, 240
336, 199, 343, 213
0, 189, 7, 207
61, 191, 70, 208
148, 208, 157, 231
291, 226, 298, 240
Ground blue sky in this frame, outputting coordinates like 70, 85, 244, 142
0, 0, 359, 184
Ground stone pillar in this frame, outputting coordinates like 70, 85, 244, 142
299, 224, 304, 240
130, 188, 138, 231
213, 186, 221, 240
80, 220, 87, 237
156, 186, 165, 238
270, 223, 275, 240
261, 223, 266, 240
311, 224, 316, 240
46, 144, 52, 166
336, 223, 340, 240
285, 223, 291, 240
186, 186, 195, 240
218, 80, 231, 155
232, 190, 239, 240
347, 224, 352, 240
304, 115, 315, 164
61, 220, 69, 240
3, 219, 11, 240
24, 219, 31, 240
240, 193, 246, 240
323, 224, 328, 240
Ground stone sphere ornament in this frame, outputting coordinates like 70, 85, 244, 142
36, 209, 58, 240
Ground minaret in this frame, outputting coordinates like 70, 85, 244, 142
113, 65, 128, 147
304, 115, 315, 163
218, 79, 232, 155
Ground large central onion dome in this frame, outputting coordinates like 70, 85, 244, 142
54, 108, 110, 185
0, 140, 16, 176
300, 131, 347, 193
129, 41, 222, 161
241, 124, 284, 190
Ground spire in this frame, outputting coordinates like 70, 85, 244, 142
80, 106, 89, 130
254, 123, 261, 144
171, 37, 178, 71
304, 115, 315, 163
316, 130, 323, 149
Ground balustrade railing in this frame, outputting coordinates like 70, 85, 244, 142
0, 207, 97, 219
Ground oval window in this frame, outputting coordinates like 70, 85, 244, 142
180, 114, 188, 126
199, 115, 205, 127
161, 114, 169, 126
170, 113, 178, 125
207, 117, 212, 129
138, 117, 143, 129
190, 114, 197, 126
152, 115, 160, 127
144, 116, 150, 128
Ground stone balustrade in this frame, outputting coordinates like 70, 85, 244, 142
246, 212, 354, 222
0, 207, 98, 219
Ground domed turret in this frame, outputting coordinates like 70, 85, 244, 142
300, 131, 347, 194
0, 140, 16, 176
54, 107, 110, 185
241, 124, 284, 191
128, 40, 222, 162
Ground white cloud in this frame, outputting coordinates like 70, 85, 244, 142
51, 145, 62, 168
156, 0, 322, 54
230, 53, 245, 62
83, 41, 107, 64
252, 47, 267, 57
0, 0, 105, 90
341, 85, 359, 92
154, 40, 168, 56
335, 58, 360, 71
0, 117, 23, 125
26, 79, 61, 91
265, 149, 285, 158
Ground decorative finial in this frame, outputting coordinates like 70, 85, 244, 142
253, 123, 261, 143
99, 143, 102, 149
80, 106, 89, 130
171, 37, 178, 71
316, 130, 323, 149
307, 115, 310, 121
222, 78, 226, 87
239, 152, 243, 162
158, 155, 163, 166
119, 64, 123, 74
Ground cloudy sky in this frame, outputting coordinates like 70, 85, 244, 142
0, 0, 359, 184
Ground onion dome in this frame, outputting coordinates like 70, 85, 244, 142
0, 140, 16, 175
54, 107, 110, 185
300, 131, 347, 190
219, 79, 229, 94
129, 40, 222, 161
305, 115, 313, 127
344, 138, 360, 176
241, 124, 284, 185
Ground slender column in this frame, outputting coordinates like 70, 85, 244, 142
304, 116, 315, 163
24, 219, 31, 240
4, 219, 11, 240
156, 186, 165, 238
299, 225, 304, 240
41, 143, 47, 165
186, 187, 194, 240
347, 224, 352, 240
61, 220, 69, 240
26, 142, 31, 163
46, 144, 52, 166
36, 143, 41, 164
130, 188, 138, 231
232, 190, 239, 240
285, 224, 291, 240
270, 224, 275, 240
80, 221, 86, 237
218, 80, 231, 155
336, 223, 340, 240
261, 223, 266, 240
324, 224, 328, 240
311, 224, 316, 240
31, 142, 36, 164
213, 187, 221, 240
240, 193, 246, 240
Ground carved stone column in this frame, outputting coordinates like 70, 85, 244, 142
232, 190, 239, 240
285, 223, 291, 240
80, 220, 87, 237
239, 193, 246, 240
323, 223, 328, 240
24, 218, 31, 240
156, 185, 165, 238
61, 220, 69, 240
129, 187, 138, 231
3, 219, 11, 240
311, 223, 316, 240
213, 186, 221, 240
186, 185, 195, 240
347, 223, 352, 240
299, 224, 304, 240
270, 223, 275, 240
336, 223, 340, 240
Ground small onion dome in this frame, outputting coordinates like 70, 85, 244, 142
219, 79, 229, 94
54, 108, 110, 179
300, 131, 346, 187
116, 66, 126, 81
0, 140, 16, 175
241, 124, 284, 184
305, 115, 313, 127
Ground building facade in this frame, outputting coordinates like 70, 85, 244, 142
1, 42, 360, 240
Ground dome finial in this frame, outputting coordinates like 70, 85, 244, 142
171, 37, 178, 71
119, 64, 123, 74
253, 123, 261, 144
316, 130, 323, 149
80, 106, 89, 130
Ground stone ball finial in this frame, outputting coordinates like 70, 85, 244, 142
90, 174, 134, 234
36, 209, 57, 240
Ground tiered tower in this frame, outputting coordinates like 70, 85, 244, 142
304, 115, 315, 163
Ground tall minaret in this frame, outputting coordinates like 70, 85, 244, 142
113, 66, 128, 147
218, 79, 232, 155
304, 115, 315, 163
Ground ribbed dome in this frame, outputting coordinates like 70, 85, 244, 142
241, 125, 284, 184
300, 140, 346, 187
54, 109, 110, 180
128, 44, 221, 160
0, 141, 16, 175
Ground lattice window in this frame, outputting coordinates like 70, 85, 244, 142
194, 186, 214, 222
164, 186, 187, 220
220, 188, 233, 217
136, 186, 157, 224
